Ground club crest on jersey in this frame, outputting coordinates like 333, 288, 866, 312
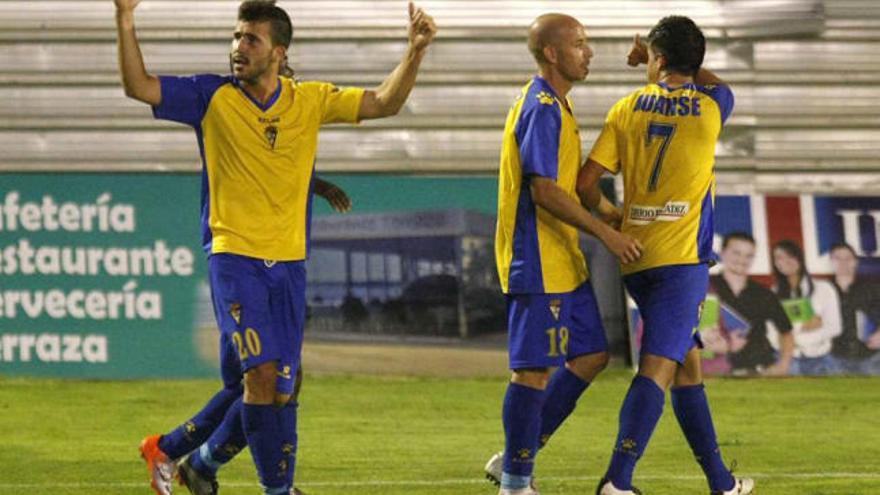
229, 303, 241, 325
549, 299, 562, 321
264, 125, 278, 149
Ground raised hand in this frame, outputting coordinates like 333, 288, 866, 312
626, 33, 648, 67
408, 1, 437, 52
114, 0, 142, 13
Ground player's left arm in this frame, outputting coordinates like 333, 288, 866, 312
313, 177, 352, 213
530, 176, 641, 264
358, 2, 436, 120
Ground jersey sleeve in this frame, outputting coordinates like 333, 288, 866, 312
703, 84, 735, 126
514, 102, 561, 180
152, 74, 228, 128
319, 83, 366, 124
588, 99, 626, 174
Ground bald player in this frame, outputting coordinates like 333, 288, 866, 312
487, 14, 642, 495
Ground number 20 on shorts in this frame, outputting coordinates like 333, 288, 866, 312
232, 327, 263, 360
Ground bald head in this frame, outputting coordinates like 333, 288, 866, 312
528, 13, 583, 65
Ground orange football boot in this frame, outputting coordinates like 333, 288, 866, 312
139, 434, 176, 495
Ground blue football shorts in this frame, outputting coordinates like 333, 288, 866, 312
505, 281, 608, 370
624, 263, 709, 364
209, 253, 306, 395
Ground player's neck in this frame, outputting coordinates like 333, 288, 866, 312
722, 270, 748, 295
239, 74, 280, 105
658, 72, 693, 88
537, 69, 573, 99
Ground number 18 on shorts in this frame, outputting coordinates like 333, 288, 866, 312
505, 282, 608, 369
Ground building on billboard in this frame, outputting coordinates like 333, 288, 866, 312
305, 209, 502, 337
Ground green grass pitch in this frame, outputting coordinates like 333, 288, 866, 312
1, 370, 878, 494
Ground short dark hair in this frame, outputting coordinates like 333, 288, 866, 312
722, 231, 755, 249
238, 0, 292, 48
646, 15, 705, 77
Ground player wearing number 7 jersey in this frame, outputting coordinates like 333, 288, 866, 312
577, 16, 752, 495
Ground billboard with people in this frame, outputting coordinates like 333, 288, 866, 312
629, 194, 880, 376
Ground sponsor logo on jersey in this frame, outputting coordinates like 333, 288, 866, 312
628, 201, 690, 225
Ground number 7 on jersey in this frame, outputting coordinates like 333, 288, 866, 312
646, 122, 677, 192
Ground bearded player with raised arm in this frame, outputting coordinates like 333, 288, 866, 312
114, 0, 436, 493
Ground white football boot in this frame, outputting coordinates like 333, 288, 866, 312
713, 477, 755, 495
498, 487, 540, 495
596, 478, 643, 495
484, 451, 539, 491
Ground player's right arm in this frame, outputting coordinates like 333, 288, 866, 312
529, 176, 642, 265
115, 0, 161, 105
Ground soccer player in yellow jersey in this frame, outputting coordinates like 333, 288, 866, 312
577, 17, 753, 495
114, 0, 436, 494
489, 14, 642, 495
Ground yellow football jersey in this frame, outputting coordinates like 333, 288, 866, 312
153, 75, 364, 261
589, 82, 734, 275
496, 77, 589, 294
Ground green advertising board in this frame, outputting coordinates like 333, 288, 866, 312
0, 173, 503, 379
0, 173, 216, 378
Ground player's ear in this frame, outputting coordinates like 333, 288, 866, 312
542, 44, 557, 65
657, 53, 668, 71
274, 45, 287, 64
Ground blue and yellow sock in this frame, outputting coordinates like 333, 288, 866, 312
501, 382, 545, 489
606, 375, 665, 490
539, 367, 589, 448
158, 385, 242, 460
243, 403, 289, 495
671, 384, 735, 492
190, 397, 246, 479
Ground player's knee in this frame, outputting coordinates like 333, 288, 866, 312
511, 368, 551, 389
638, 353, 678, 390
673, 347, 704, 386
566, 351, 609, 381
243, 362, 278, 404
